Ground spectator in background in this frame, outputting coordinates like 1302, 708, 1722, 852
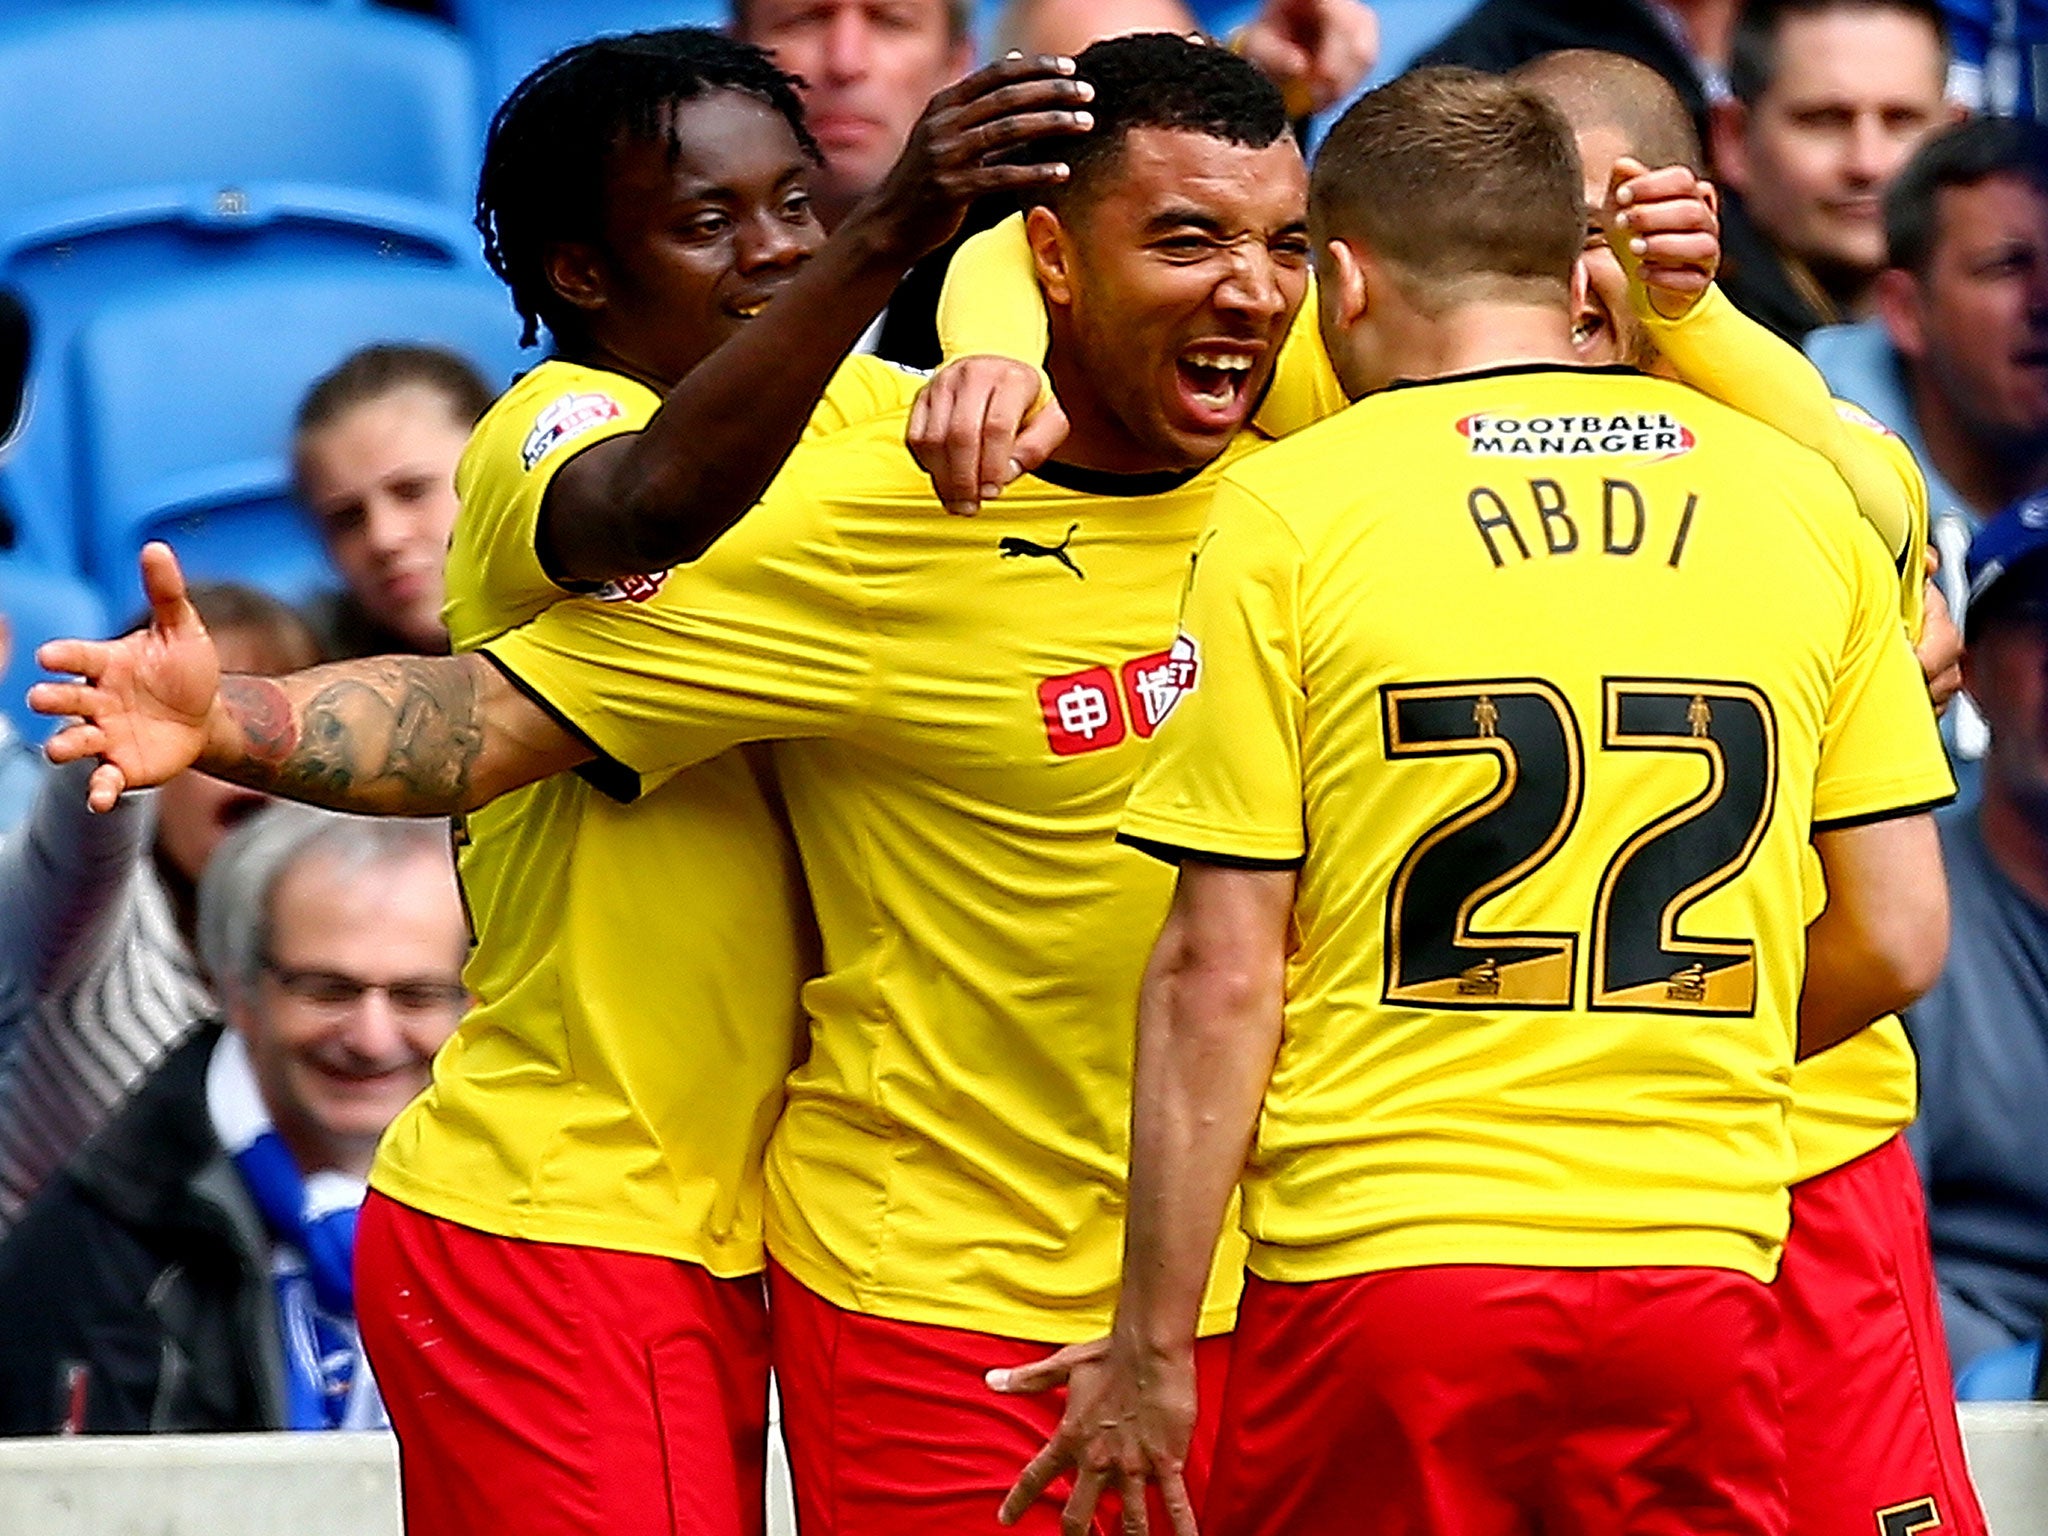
1907, 495, 2048, 1379
989, 0, 1200, 59
0, 806, 464, 1434
1418, 0, 1733, 144
1712, 0, 1956, 342
0, 585, 318, 1234
1808, 115, 2048, 787
293, 345, 494, 660
733, 0, 1378, 366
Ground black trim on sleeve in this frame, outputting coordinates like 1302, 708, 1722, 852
1117, 832, 1305, 871
1811, 794, 1955, 835
477, 649, 644, 806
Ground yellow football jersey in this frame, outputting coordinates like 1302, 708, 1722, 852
1120, 365, 1955, 1286
372, 354, 918, 1271
483, 413, 1266, 1342
1641, 287, 1938, 1181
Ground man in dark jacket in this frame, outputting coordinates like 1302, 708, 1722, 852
0, 806, 463, 1434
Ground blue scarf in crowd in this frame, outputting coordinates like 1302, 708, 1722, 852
206, 1030, 384, 1431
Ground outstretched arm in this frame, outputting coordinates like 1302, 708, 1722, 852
33, 546, 587, 816
543, 55, 1094, 581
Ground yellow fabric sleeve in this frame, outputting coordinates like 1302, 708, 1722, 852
937, 213, 1050, 378
935, 211, 1348, 438
1640, 282, 1926, 638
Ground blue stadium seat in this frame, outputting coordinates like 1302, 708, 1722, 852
447, 0, 729, 122
0, 560, 111, 743
1956, 1338, 2042, 1401
69, 262, 529, 613
0, 3, 487, 579
0, 4, 479, 233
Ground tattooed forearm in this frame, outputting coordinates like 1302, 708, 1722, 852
211, 658, 486, 814
220, 675, 299, 764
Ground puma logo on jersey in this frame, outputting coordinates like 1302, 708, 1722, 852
1000, 523, 1085, 580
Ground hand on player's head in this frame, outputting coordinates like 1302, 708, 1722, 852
27, 543, 222, 812
908, 356, 1072, 516
1605, 157, 1721, 320
860, 55, 1095, 261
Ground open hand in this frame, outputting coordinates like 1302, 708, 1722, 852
854, 54, 1095, 264
992, 1335, 1200, 1536
1605, 156, 1720, 320
29, 543, 222, 810
908, 356, 1070, 514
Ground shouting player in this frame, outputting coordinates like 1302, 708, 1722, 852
36, 34, 1310, 1536
1019, 66, 1953, 1535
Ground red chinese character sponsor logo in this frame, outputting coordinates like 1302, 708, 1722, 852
1120, 633, 1200, 738
1039, 667, 1126, 755
594, 572, 667, 603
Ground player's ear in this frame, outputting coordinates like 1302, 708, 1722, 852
1320, 237, 1370, 329
1707, 99, 1750, 194
543, 240, 610, 318
1026, 204, 1077, 310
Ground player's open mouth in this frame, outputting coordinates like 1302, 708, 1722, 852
1175, 347, 1257, 429
1572, 311, 1607, 351
728, 296, 773, 320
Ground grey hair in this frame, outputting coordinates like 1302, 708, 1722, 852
196, 803, 455, 1002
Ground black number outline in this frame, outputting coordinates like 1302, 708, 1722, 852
1877, 1498, 1941, 1536
1380, 680, 1584, 1010
1589, 680, 1777, 1017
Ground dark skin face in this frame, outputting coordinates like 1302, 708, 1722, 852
544, 91, 827, 391
1030, 127, 1311, 473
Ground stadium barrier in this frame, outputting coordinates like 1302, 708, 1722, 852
0, 1407, 2043, 1533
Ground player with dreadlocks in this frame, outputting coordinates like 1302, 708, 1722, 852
471, 27, 1090, 587
36, 29, 1086, 1536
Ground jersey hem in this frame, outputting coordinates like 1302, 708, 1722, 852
1790, 1116, 1901, 1184
764, 1238, 1241, 1344
1245, 1227, 1781, 1286
368, 1163, 766, 1279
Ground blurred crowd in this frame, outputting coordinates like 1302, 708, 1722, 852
3, 0, 2048, 1442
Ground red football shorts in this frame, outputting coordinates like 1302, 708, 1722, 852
1779, 1134, 1988, 1536
1203, 1264, 1785, 1536
767, 1260, 1231, 1535
356, 1190, 771, 1536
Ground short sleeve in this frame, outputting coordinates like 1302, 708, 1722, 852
481, 462, 873, 801
803, 356, 926, 440
1812, 517, 1956, 831
445, 371, 659, 648
1119, 481, 1307, 866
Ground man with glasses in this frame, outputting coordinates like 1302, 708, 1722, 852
0, 804, 466, 1434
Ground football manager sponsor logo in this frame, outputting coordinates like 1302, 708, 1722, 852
1458, 412, 1695, 460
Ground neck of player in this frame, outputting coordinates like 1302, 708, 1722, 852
1334, 300, 1580, 400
